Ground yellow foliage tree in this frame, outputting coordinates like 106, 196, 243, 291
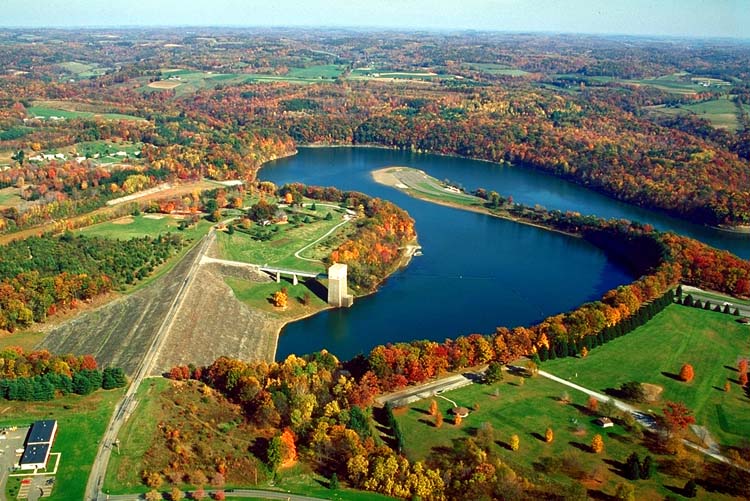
435, 411, 443, 428
591, 434, 604, 453
454, 413, 462, 426
581, 346, 589, 358
271, 289, 288, 308
510, 434, 520, 451
545, 427, 554, 443
428, 399, 437, 416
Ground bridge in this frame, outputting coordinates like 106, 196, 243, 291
200, 256, 324, 285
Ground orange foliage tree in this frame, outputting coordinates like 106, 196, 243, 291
679, 363, 694, 382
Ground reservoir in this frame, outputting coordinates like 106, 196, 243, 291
260, 147, 750, 360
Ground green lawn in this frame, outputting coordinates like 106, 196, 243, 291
679, 97, 740, 131
0, 187, 21, 208
215, 206, 349, 274
0, 330, 44, 351
543, 304, 750, 447
469, 63, 531, 77
1, 388, 125, 501
225, 277, 328, 320
58, 140, 142, 162
26, 106, 143, 122
104, 378, 169, 494
78, 214, 210, 241
396, 374, 682, 500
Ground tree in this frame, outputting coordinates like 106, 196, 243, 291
580, 346, 589, 358
679, 363, 694, 382
267, 436, 282, 472
329, 472, 339, 490
429, 399, 438, 416
484, 361, 503, 384
587, 396, 599, 413
193, 487, 207, 500
625, 452, 641, 480
435, 411, 443, 428
145, 490, 162, 501
591, 434, 604, 453
545, 427, 554, 443
614, 482, 635, 501
683, 479, 698, 498
619, 381, 646, 402
271, 289, 288, 308
510, 434, 520, 451
279, 428, 297, 466
213, 491, 226, 501
740, 372, 749, 387
663, 401, 695, 435
170, 487, 184, 501
454, 413, 462, 426
725, 380, 731, 392
476, 422, 495, 450
639, 455, 653, 479
144, 471, 163, 489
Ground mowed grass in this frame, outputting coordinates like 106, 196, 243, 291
26, 105, 143, 122
215, 207, 348, 274
104, 378, 169, 494
0, 388, 125, 501
469, 63, 531, 77
0, 187, 22, 208
225, 277, 328, 320
0, 330, 45, 351
396, 376, 686, 500
544, 304, 750, 447
78, 215, 210, 241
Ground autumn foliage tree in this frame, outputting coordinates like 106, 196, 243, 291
435, 411, 443, 428
510, 434, 520, 451
591, 434, 604, 453
271, 288, 288, 308
587, 396, 599, 413
663, 401, 696, 436
679, 363, 695, 382
428, 399, 437, 416
545, 427, 554, 443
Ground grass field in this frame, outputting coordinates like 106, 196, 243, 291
396, 373, 705, 500
215, 205, 349, 274
56, 61, 110, 79
26, 105, 143, 122
469, 63, 531, 77
225, 277, 328, 320
1, 388, 125, 501
0, 187, 22, 208
648, 97, 740, 131
51, 140, 142, 164
543, 304, 750, 447
78, 214, 210, 241
0, 330, 44, 351
374, 167, 485, 208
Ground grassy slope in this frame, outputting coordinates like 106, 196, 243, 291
78, 215, 210, 241
1, 388, 125, 501
26, 106, 143, 122
396, 376, 688, 500
214, 206, 346, 274
225, 277, 328, 320
543, 304, 750, 446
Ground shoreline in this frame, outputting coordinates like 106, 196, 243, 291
285, 143, 750, 236
371, 166, 580, 239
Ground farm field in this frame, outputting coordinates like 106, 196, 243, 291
26, 101, 144, 122
395, 369, 736, 500
56, 61, 111, 79
78, 214, 211, 241
647, 97, 741, 131
0, 187, 22, 208
469, 63, 531, 76
1, 388, 125, 501
543, 304, 750, 447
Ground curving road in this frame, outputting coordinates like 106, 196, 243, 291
85, 230, 216, 501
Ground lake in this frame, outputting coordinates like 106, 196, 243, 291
260, 147, 750, 360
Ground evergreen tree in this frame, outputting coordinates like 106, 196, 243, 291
329, 472, 339, 490
538, 346, 549, 362
639, 455, 653, 479
625, 452, 641, 480
683, 479, 697, 498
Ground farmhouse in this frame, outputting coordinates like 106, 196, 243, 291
19, 420, 57, 471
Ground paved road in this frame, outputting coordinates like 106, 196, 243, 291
679, 285, 750, 317
85, 230, 215, 501
375, 367, 485, 407
102, 488, 326, 500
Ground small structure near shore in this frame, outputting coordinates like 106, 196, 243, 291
449, 406, 470, 418
328, 263, 354, 308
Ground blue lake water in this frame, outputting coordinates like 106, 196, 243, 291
260, 147, 749, 360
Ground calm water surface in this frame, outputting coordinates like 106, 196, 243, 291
260, 147, 750, 360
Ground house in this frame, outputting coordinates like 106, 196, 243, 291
19, 420, 57, 471
594, 417, 614, 428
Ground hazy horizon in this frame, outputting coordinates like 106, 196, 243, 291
2, 0, 748, 39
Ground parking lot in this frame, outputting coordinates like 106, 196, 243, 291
0, 426, 29, 497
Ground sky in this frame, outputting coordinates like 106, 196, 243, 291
2, 0, 748, 39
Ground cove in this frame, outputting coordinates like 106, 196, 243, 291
260, 147, 750, 360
